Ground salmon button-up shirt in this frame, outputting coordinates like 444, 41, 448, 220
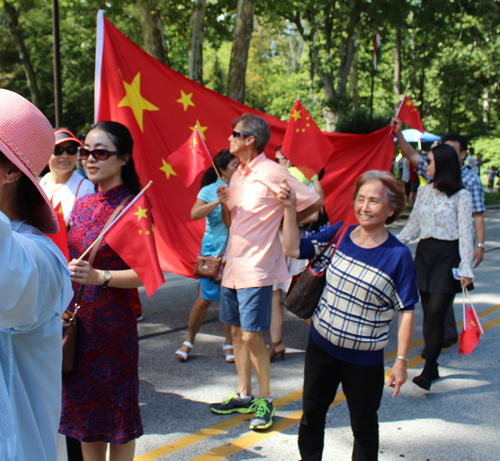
222, 153, 320, 289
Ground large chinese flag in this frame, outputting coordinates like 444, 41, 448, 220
105, 195, 165, 297
281, 99, 334, 179
167, 128, 211, 187
397, 95, 425, 133
95, 12, 395, 277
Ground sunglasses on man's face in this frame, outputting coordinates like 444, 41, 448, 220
232, 130, 253, 139
54, 145, 78, 156
80, 148, 119, 161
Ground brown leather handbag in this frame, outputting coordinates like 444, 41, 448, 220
61, 196, 131, 372
193, 254, 223, 280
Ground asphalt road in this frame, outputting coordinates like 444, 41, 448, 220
133, 207, 500, 461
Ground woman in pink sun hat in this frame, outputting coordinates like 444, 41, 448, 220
0, 89, 73, 460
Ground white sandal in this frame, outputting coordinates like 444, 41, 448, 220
223, 344, 235, 363
175, 341, 193, 362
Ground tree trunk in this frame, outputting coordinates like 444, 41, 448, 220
419, 69, 425, 114
350, 39, 359, 102
138, 1, 170, 66
188, 0, 206, 84
2, 1, 42, 107
394, 27, 402, 107
227, 0, 255, 103
337, 0, 361, 95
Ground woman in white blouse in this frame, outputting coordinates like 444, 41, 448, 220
398, 144, 474, 391
40, 129, 95, 226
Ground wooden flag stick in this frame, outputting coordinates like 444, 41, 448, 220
197, 127, 225, 185
78, 180, 153, 261
395, 82, 411, 118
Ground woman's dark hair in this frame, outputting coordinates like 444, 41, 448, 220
89, 121, 142, 194
0, 152, 45, 228
431, 144, 464, 197
200, 149, 236, 188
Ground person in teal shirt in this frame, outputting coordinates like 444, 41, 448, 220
175, 150, 239, 362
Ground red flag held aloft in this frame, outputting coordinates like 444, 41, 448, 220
397, 95, 425, 133
105, 195, 165, 297
167, 128, 211, 188
282, 99, 334, 180
459, 302, 483, 356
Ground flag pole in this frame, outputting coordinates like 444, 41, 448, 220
396, 82, 410, 118
197, 127, 225, 185
78, 180, 153, 260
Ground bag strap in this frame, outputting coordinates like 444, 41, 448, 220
315, 222, 349, 260
71, 178, 85, 213
74, 195, 133, 307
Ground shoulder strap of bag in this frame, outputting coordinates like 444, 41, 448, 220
71, 178, 85, 212
316, 222, 349, 259
74, 195, 133, 306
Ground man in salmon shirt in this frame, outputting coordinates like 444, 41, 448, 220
210, 114, 323, 430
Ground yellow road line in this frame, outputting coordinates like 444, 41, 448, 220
135, 304, 500, 461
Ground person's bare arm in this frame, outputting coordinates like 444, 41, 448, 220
278, 180, 301, 259
69, 260, 143, 288
296, 198, 323, 223
217, 185, 232, 229
473, 211, 485, 267
386, 310, 414, 398
191, 198, 220, 220
391, 118, 421, 167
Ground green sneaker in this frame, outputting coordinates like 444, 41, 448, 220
210, 392, 255, 415
249, 398, 275, 430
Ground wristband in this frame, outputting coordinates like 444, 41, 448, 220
477, 243, 485, 248
396, 356, 409, 364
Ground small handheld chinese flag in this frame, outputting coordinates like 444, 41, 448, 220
282, 99, 333, 180
46, 202, 69, 261
105, 195, 165, 297
166, 128, 211, 188
397, 94, 425, 133
459, 298, 483, 356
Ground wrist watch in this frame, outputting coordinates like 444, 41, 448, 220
102, 270, 112, 287
477, 243, 485, 248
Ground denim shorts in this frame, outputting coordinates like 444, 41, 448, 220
219, 286, 273, 332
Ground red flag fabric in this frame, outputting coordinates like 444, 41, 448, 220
397, 95, 425, 133
322, 127, 395, 225
459, 303, 482, 356
46, 202, 69, 261
282, 99, 334, 179
105, 195, 165, 297
167, 128, 211, 187
95, 13, 395, 278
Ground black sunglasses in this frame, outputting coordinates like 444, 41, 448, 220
425, 157, 433, 165
232, 130, 253, 138
275, 157, 287, 163
80, 148, 119, 161
54, 145, 78, 156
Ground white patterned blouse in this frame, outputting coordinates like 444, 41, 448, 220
397, 185, 474, 279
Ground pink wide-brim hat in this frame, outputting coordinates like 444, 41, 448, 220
0, 89, 59, 234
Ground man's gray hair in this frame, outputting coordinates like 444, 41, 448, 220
232, 114, 270, 153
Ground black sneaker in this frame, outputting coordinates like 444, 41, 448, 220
249, 398, 275, 430
210, 392, 255, 415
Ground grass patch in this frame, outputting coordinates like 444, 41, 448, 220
484, 191, 500, 206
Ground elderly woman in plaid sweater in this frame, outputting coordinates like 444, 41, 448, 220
279, 170, 419, 461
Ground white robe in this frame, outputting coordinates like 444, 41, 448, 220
0, 212, 73, 461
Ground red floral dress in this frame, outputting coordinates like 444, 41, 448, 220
59, 184, 143, 444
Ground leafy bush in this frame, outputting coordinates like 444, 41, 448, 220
335, 107, 392, 134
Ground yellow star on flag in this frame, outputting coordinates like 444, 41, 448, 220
146, 230, 151, 235
471, 320, 476, 327
190, 121, 208, 140
406, 100, 412, 106
291, 109, 302, 122
160, 159, 177, 179
139, 230, 143, 235
118, 72, 159, 132
177, 90, 195, 111
134, 206, 148, 221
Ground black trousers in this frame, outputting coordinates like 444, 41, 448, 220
298, 336, 385, 461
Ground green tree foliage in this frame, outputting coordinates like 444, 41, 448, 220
1, 0, 499, 138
